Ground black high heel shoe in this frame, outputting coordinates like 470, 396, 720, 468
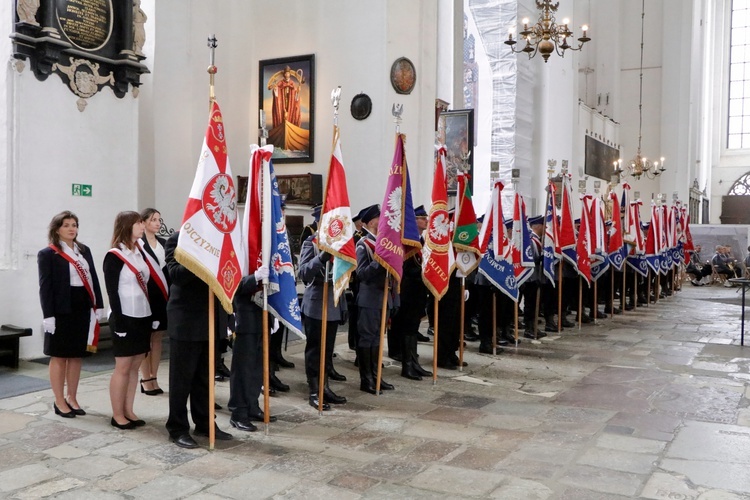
111, 417, 136, 430
140, 378, 161, 396
53, 402, 75, 418
65, 399, 86, 416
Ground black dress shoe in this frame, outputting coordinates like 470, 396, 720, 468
479, 344, 501, 354
464, 332, 480, 342
194, 426, 233, 440
171, 434, 199, 449
275, 356, 295, 369
544, 323, 559, 333
216, 361, 231, 378
561, 318, 576, 328
126, 417, 146, 427
496, 338, 509, 346
416, 333, 431, 342
427, 326, 434, 336
437, 360, 458, 370
111, 417, 136, 430
65, 400, 86, 416
379, 379, 395, 390
270, 374, 290, 392
625, 303, 635, 310
323, 386, 347, 404
214, 402, 222, 410
327, 367, 347, 382
248, 411, 277, 422
309, 394, 331, 410
229, 418, 258, 432
449, 355, 467, 367
523, 330, 539, 339
53, 402, 76, 418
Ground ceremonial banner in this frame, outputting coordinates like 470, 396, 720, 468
244, 145, 303, 335
176, 100, 244, 313
608, 191, 627, 271
559, 175, 578, 267
510, 192, 534, 287
576, 195, 593, 284
542, 182, 561, 285
317, 126, 357, 306
644, 204, 661, 274
452, 172, 481, 275
375, 134, 422, 283
422, 146, 453, 299
626, 201, 649, 277
589, 196, 609, 282
478, 182, 518, 302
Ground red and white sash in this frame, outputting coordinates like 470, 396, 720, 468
107, 247, 150, 300
137, 241, 169, 301
50, 244, 100, 352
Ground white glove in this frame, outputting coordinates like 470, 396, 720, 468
42, 317, 55, 334
96, 309, 108, 322
254, 265, 270, 282
152, 321, 160, 330
464, 290, 470, 302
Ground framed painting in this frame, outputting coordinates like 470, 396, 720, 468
259, 54, 315, 163
438, 109, 474, 194
276, 173, 323, 207
584, 135, 620, 181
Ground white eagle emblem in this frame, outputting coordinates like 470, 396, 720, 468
385, 186, 403, 231
204, 175, 237, 231
429, 213, 450, 241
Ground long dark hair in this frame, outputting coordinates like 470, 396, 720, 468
47, 211, 85, 250
140, 207, 160, 222
111, 211, 142, 251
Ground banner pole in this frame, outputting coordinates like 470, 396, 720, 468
533, 288, 540, 339
514, 300, 519, 348
375, 279, 389, 394
318, 264, 330, 414
208, 290, 215, 450
610, 269, 615, 317
634, 270, 639, 308
558, 261, 563, 333
593, 278, 598, 325
621, 263, 626, 312
578, 276, 582, 330
646, 269, 651, 308
433, 296, 439, 384
262, 286, 270, 435
459, 277, 465, 372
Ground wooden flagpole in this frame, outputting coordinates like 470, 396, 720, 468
262, 288, 270, 433
207, 34, 218, 451
208, 291, 216, 449
621, 265, 626, 312
318, 264, 330, 414
514, 300, 519, 347
558, 261, 563, 333
459, 277, 465, 372
375, 279, 389, 394
634, 272, 639, 308
610, 270, 615, 317
593, 278, 598, 325
646, 269, 651, 307
533, 288, 540, 339
433, 296, 439, 384
578, 276, 583, 330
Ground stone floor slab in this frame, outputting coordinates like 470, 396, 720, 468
409, 464, 504, 496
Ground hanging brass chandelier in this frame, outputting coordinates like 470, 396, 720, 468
504, 1, 590, 63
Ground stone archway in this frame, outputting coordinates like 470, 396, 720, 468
720, 171, 750, 224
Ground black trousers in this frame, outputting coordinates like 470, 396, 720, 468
477, 285, 513, 346
228, 331, 262, 420
357, 307, 382, 348
166, 339, 210, 437
304, 316, 338, 382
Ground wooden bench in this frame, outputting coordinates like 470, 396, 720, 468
0, 324, 32, 369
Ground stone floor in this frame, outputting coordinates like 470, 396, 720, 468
1, 284, 749, 499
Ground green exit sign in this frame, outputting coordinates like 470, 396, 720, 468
72, 184, 92, 197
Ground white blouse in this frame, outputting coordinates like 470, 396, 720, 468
61, 241, 89, 287
150, 239, 166, 267
115, 244, 152, 318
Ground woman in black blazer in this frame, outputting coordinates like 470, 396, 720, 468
137, 208, 170, 395
37, 211, 104, 418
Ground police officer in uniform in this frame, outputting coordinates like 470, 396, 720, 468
390, 205, 431, 380
298, 233, 348, 410
299, 204, 322, 245
355, 204, 396, 393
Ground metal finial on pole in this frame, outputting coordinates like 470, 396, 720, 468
392, 103, 403, 133
547, 159, 557, 180
207, 34, 218, 104
331, 86, 341, 127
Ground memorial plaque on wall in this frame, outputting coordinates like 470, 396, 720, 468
11, 0, 149, 104
56, 0, 113, 52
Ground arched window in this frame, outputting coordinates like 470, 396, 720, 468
728, 172, 750, 195
728, 2, 750, 149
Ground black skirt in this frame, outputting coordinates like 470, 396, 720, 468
44, 286, 91, 358
110, 314, 152, 357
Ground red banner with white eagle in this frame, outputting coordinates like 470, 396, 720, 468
422, 146, 453, 299
175, 100, 245, 313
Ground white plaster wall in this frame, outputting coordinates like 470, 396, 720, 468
0, 65, 140, 359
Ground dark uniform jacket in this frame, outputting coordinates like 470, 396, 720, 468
355, 229, 399, 310
298, 235, 347, 322
38, 244, 103, 317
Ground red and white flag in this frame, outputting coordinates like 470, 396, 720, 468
318, 126, 357, 305
175, 100, 244, 313
576, 195, 593, 284
422, 146, 453, 299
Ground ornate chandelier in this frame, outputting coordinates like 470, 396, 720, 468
504, 1, 590, 63
614, 0, 665, 181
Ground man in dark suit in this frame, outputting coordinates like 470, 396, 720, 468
355, 204, 396, 394
299, 204, 322, 245
164, 232, 232, 448
298, 234, 348, 410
